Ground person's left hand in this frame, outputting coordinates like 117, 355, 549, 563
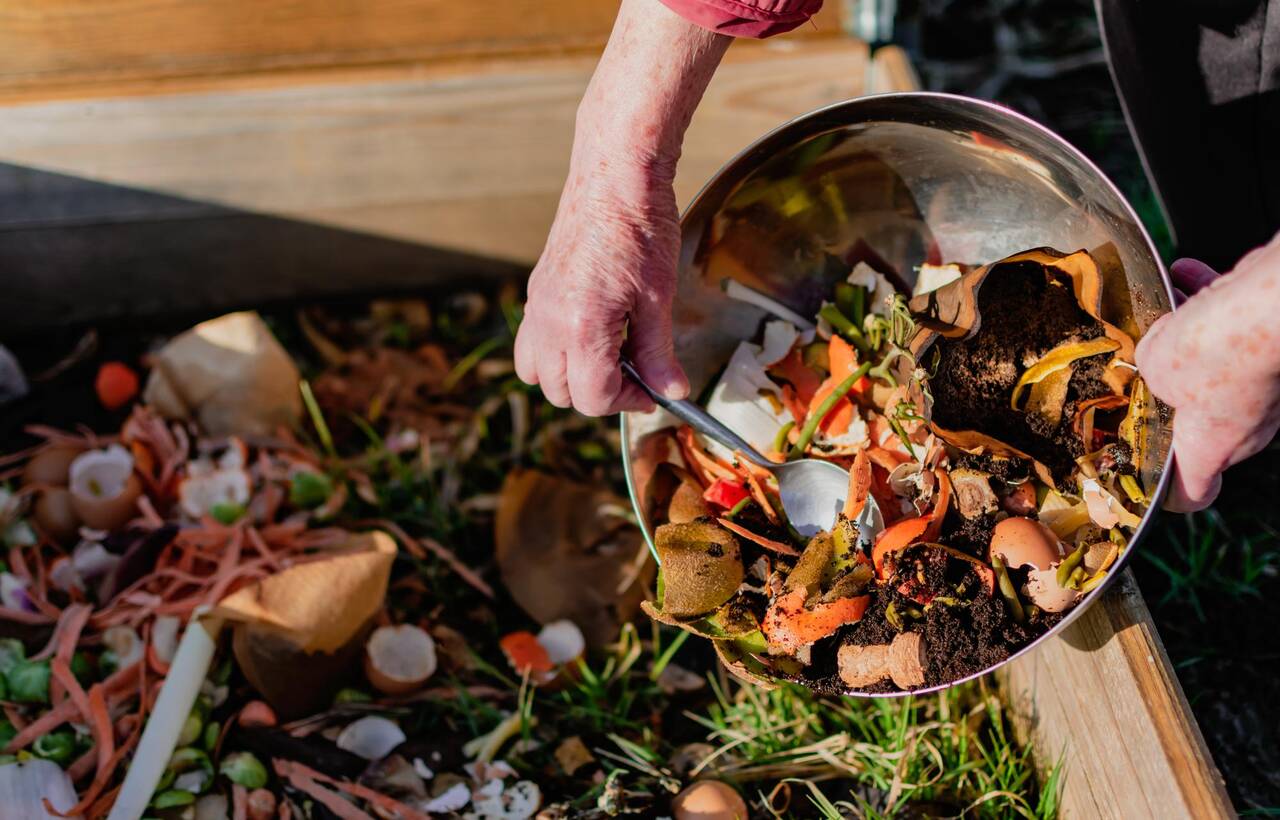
1136, 231, 1280, 511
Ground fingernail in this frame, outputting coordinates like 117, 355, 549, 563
659, 374, 689, 401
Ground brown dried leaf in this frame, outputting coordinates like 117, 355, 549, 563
495, 470, 654, 648
554, 736, 595, 777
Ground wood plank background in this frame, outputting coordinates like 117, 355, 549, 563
0, 0, 844, 102
0, 41, 871, 268
1000, 570, 1233, 819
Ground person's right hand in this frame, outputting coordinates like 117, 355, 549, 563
515, 146, 686, 416
1136, 230, 1280, 511
513, 0, 730, 416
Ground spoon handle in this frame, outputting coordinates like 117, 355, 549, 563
620, 359, 774, 469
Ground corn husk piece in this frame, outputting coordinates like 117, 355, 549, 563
211, 531, 395, 717
144, 311, 301, 436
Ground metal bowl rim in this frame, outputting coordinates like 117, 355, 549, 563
620, 90, 1176, 697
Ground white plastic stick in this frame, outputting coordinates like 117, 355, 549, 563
107, 612, 223, 820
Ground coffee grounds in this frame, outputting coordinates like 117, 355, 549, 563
930, 261, 1110, 483
793, 544, 1060, 694
939, 508, 997, 559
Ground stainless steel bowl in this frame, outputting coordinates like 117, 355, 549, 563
621, 92, 1175, 696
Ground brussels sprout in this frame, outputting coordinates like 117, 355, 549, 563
69, 652, 93, 685
151, 789, 195, 809
333, 688, 371, 705
209, 502, 245, 525
219, 751, 268, 789
6, 660, 50, 703
33, 731, 75, 764
175, 713, 203, 748
289, 472, 333, 509
202, 721, 220, 753
0, 639, 25, 675
168, 747, 213, 775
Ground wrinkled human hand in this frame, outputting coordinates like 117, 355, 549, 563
513, 0, 729, 416
515, 152, 686, 416
1136, 232, 1280, 511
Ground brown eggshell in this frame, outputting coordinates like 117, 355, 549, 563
71, 473, 143, 532
988, 517, 1064, 571
671, 780, 748, 820
1024, 568, 1081, 613
32, 487, 81, 545
22, 446, 84, 487
364, 623, 438, 695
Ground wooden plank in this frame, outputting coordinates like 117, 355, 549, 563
999, 569, 1233, 819
0, 0, 845, 102
0, 40, 870, 266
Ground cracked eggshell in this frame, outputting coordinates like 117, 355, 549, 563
179, 467, 252, 519
364, 624, 438, 695
1024, 567, 1082, 613
32, 487, 80, 545
22, 445, 84, 487
336, 716, 406, 760
68, 445, 142, 532
672, 780, 748, 820
988, 517, 1064, 571
756, 320, 800, 367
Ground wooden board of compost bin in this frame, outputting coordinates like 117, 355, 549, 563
999, 568, 1233, 819
0, 38, 872, 332
0, 0, 844, 102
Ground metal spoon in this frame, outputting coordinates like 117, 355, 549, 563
621, 360, 883, 541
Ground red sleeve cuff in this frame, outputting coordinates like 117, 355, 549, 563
657, 0, 824, 38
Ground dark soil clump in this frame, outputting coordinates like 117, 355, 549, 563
930, 262, 1110, 483
940, 509, 997, 558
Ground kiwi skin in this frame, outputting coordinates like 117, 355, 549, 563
655, 521, 743, 618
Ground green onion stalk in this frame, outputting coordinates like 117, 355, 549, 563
788, 362, 873, 459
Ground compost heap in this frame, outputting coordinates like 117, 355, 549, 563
0, 298, 656, 819
642, 247, 1158, 693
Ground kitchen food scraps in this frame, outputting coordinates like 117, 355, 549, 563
641, 247, 1158, 694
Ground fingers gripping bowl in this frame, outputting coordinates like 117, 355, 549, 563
621, 93, 1174, 696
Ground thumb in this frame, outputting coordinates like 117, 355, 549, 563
1165, 412, 1225, 512
1168, 257, 1220, 295
626, 284, 688, 401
